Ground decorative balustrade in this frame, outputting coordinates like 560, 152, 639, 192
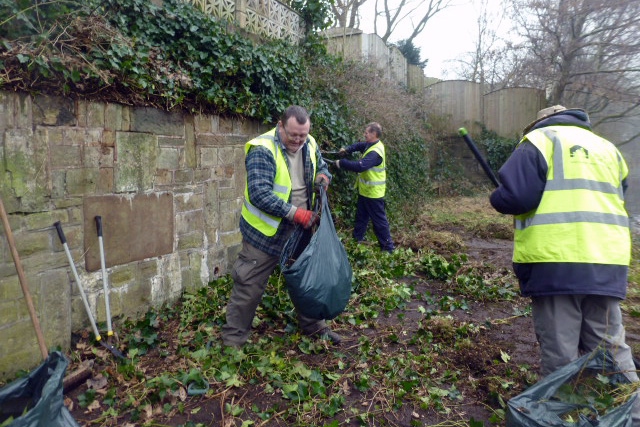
184, 0, 304, 42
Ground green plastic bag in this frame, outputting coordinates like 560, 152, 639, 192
506, 348, 637, 427
280, 187, 352, 320
0, 351, 80, 427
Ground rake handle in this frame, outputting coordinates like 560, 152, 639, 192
0, 197, 48, 359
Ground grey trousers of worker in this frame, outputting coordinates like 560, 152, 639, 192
532, 295, 640, 423
222, 240, 327, 347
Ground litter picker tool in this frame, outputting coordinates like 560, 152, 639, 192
54, 221, 124, 359
458, 128, 500, 188
95, 216, 113, 339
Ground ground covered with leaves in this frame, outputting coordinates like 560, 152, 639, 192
59, 196, 640, 427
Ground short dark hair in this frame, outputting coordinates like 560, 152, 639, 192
281, 105, 310, 126
367, 122, 382, 138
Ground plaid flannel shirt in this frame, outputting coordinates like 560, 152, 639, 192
240, 128, 331, 256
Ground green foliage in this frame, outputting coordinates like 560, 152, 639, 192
0, 0, 81, 38
288, 0, 334, 33
477, 128, 519, 172
393, 39, 428, 69
0, 0, 325, 122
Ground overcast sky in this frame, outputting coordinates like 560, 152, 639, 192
356, 0, 507, 79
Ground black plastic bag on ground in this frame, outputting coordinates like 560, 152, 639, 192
0, 351, 80, 427
506, 348, 637, 427
280, 187, 352, 320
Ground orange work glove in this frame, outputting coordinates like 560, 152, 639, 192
293, 208, 319, 229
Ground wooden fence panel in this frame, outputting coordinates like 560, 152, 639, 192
425, 80, 484, 135
484, 87, 546, 139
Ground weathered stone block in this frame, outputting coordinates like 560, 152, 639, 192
115, 132, 159, 192
238, 118, 259, 135
185, 115, 196, 168
33, 251, 77, 275
120, 278, 153, 316
219, 116, 234, 133
105, 103, 129, 131
45, 127, 64, 145
109, 265, 135, 288
52, 197, 83, 208
78, 100, 105, 128
174, 169, 193, 184
180, 250, 203, 293
176, 210, 204, 235
131, 107, 184, 136
98, 167, 114, 194
177, 232, 204, 250
194, 169, 212, 182
51, 145, 82, 168
175, 192, 204, 213
200, 147, 219, 168
220, 231, 242, 248
220, 210, 239, 232
0, 299, 19, 322
194, 114, 213, 134
138, 259, 160, 283
38, 269, 71, 350
24, 210, 68, 231
215, 164, 235, 179
158, 147, 180, 169
219, 187, 239, 201
0, 276, 22, 300
86, 129, 102, 145
196, 134, 226, 146
155, 169, 173, 186
0, 320, 40, 378
33, 95, 74, 126
15, 230, 51, 257
66, 167, 99, 196
158, 136, 185, 147
4, 128, 49, 211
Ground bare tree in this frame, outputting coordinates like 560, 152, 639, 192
507, 0, 640, 144
455, 0, 510, 89
331, 0, 367, 28
370, 0, 453, 44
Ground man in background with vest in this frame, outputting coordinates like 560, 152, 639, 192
335, 122, 395, 253
222, 105, 342, 347
489, 106, 639, 393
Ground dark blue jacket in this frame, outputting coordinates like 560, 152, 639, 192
490, 110, 629, 299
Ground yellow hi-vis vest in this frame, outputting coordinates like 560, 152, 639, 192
241, 129, 318, 237
357, 141, 386, 198
513, 126, 630, 265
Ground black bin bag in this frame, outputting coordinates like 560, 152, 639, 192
280, 187, 353, 320
0, 351, 80, 427
506, 347, 637, 427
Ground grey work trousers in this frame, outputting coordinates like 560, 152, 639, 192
222, 240, 327, 347
532, 294, 640, 423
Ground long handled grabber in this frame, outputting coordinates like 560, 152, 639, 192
95, 216, 113, 339
458, 127, 500, 188
54, 221, 124, 359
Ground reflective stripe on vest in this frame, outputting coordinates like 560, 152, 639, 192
358, 141, 386, 198
513, 127, 630, 265
241, 129, 318, 236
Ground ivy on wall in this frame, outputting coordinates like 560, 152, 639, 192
0, 0, 440, 226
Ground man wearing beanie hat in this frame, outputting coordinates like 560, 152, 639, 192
489, 105, 639, 413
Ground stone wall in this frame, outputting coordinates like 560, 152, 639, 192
0, 91, 261, 378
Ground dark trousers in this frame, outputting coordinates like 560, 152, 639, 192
353, 195, 394, 251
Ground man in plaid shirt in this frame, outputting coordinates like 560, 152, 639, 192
222, 105, 342, 347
